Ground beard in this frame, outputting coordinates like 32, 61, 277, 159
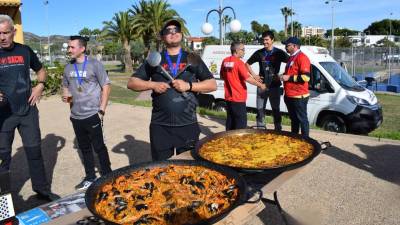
165, 41, 181, 48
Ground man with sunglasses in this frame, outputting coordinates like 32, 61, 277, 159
281, 37, 311, 137
221, 42, 266, 130
128, 19, 216, 160
0, 15, 60, 201
245, 31, 289, 131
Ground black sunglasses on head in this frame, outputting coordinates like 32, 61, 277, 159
162, 27, 181, 35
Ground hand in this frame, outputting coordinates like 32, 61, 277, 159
253, 75, 263, 83
171, 79, 190, 92
0, 92, 4, 102
29, 83, 44, 106
98, 110, 105, 121
152, 82, 170, 94
259, 83, 267, 91
281, 75, 290, 82
62, 95, 69, 103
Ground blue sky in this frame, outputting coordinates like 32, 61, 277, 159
21, 0, 399, 37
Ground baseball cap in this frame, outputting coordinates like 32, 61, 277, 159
160, 19, 182, 36
282, 37, 301, 46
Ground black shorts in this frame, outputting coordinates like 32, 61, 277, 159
149, 123, 200, 161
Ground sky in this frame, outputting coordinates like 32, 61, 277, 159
20, 0, 399, 37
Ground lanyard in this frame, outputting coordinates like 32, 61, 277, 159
263, 47, 275, 63
73, 56, 87, 86
285, 50, 300, 71
165, 49, 182, 78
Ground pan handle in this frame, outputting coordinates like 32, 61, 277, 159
320, 141, 331, 151
249, 125, 267, 130
245, 186, 263, 204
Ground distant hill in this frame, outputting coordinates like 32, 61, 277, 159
24, 32, 69, 43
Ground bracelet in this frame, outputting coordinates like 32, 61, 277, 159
98, 110, 105, 116
188, 81, 193, 91
38, 81, 46, 85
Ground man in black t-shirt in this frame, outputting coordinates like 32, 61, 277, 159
0, 15, 59, 201
127, 19, 216, 160
246, 31, 289, 131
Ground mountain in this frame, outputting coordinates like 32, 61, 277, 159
24, 32, 69, 43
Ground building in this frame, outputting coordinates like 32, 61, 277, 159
349, 34, 400, 47
301, 26, 325, 37
0, 0, 23, 43
186, 37, 204, 51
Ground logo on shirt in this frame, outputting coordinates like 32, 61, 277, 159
69, 71, 87, 78
223, 62, 235, 68
0, 56, 24, 69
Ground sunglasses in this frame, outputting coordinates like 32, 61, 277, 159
162, 27, 181, 35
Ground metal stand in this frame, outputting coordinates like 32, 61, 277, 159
261, 191, 289, 225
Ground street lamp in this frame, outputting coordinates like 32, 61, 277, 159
290, 0, 294, 37
44, 0, 51, 64
201, 0, 241, 45
325, 0, 343, 58
388, 12, 393, 85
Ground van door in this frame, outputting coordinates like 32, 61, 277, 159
308, 65, 335, 124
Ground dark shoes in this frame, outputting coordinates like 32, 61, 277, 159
35, 190, 61, 202
75, 177, 96, 191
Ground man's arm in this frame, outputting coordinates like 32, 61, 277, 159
127, 77, 170, 94
246, 75, 266, 90
100, 84, 111, 112
245, 63, 263, 83
29, 68, 46, 106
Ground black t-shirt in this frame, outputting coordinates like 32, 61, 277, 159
247, 47, 289, 88
0, 43, 42, 116
133, 50, 213, 126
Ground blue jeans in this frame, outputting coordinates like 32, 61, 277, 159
284, 96, 309, 137
256, 87, 282, 130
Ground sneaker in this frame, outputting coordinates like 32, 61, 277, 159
75, 178, 95, 190
35, 191, 61, 202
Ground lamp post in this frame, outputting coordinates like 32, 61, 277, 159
44, 0, 51, 64
388, 12, 393, 85
290, 0, 294, 36
325, 0, 343, 58
201, 0, 241, 45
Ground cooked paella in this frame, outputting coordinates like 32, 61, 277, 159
93, 165, 239, 225
198, 133, 314, 169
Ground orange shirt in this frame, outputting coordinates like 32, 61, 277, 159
220, 56, 250, 102
284, 51, 311, 97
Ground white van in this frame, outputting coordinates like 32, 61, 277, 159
198, 45, 383, 134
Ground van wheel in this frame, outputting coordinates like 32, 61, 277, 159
213, 101, 227, 112
321, 115, 347, 133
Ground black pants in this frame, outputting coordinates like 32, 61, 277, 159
284, 96, 309, 137
256, 87, 282, 130
70, 114, 112, 180
226, 101, 247, 131
0, 106, 50, 192
150, 123, 200, 161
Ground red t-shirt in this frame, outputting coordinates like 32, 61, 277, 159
283, 51, 311, 97
220, 56, 250, 102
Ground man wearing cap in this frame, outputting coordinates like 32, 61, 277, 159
221, 41, 266, 130
127, 19, 216, 160
245, 31, 289, 130
0, 14, 60, 201
281, 37, 311, 137
62, 36, 112, 190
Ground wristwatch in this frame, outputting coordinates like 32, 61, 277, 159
98, 110, 105, 116
188, 81, 193, 91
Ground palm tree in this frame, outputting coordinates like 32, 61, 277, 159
281, 7, 294, 37
103, 11, 135, 73
222, 15, 232, 42
288, 21, 302, 37
130, 0, 188, 51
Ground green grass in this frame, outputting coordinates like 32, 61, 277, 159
369, 93, 400, 140
108, 82, 400, 140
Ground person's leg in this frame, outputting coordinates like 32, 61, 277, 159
18, 106, 51, 193
149, 124, 174, 160
269, 87, 282, 131
175, 123, 201, 155
70, 116, 96, 180
230, 102, 247, 130
256, 87, 267, 127
0, 113, 17, 172
293, 97, 310, 137
86, 114, 112, 176
225, 101, 234, 131
284, 96, 300, 134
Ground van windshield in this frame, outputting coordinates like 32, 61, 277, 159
320, 62, 364, 91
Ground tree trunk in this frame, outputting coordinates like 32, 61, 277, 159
123, 39, 133, 74
284, 16, 288, 37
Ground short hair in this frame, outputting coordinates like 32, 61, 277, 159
0, 14, 14, 29
230, 41, 243, 54
261, 30, 274, 40
70, 35, 88, 52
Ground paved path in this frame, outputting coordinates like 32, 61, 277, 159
8, 96, 400, 225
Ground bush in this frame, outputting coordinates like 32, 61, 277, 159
32, 63, 65, 96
